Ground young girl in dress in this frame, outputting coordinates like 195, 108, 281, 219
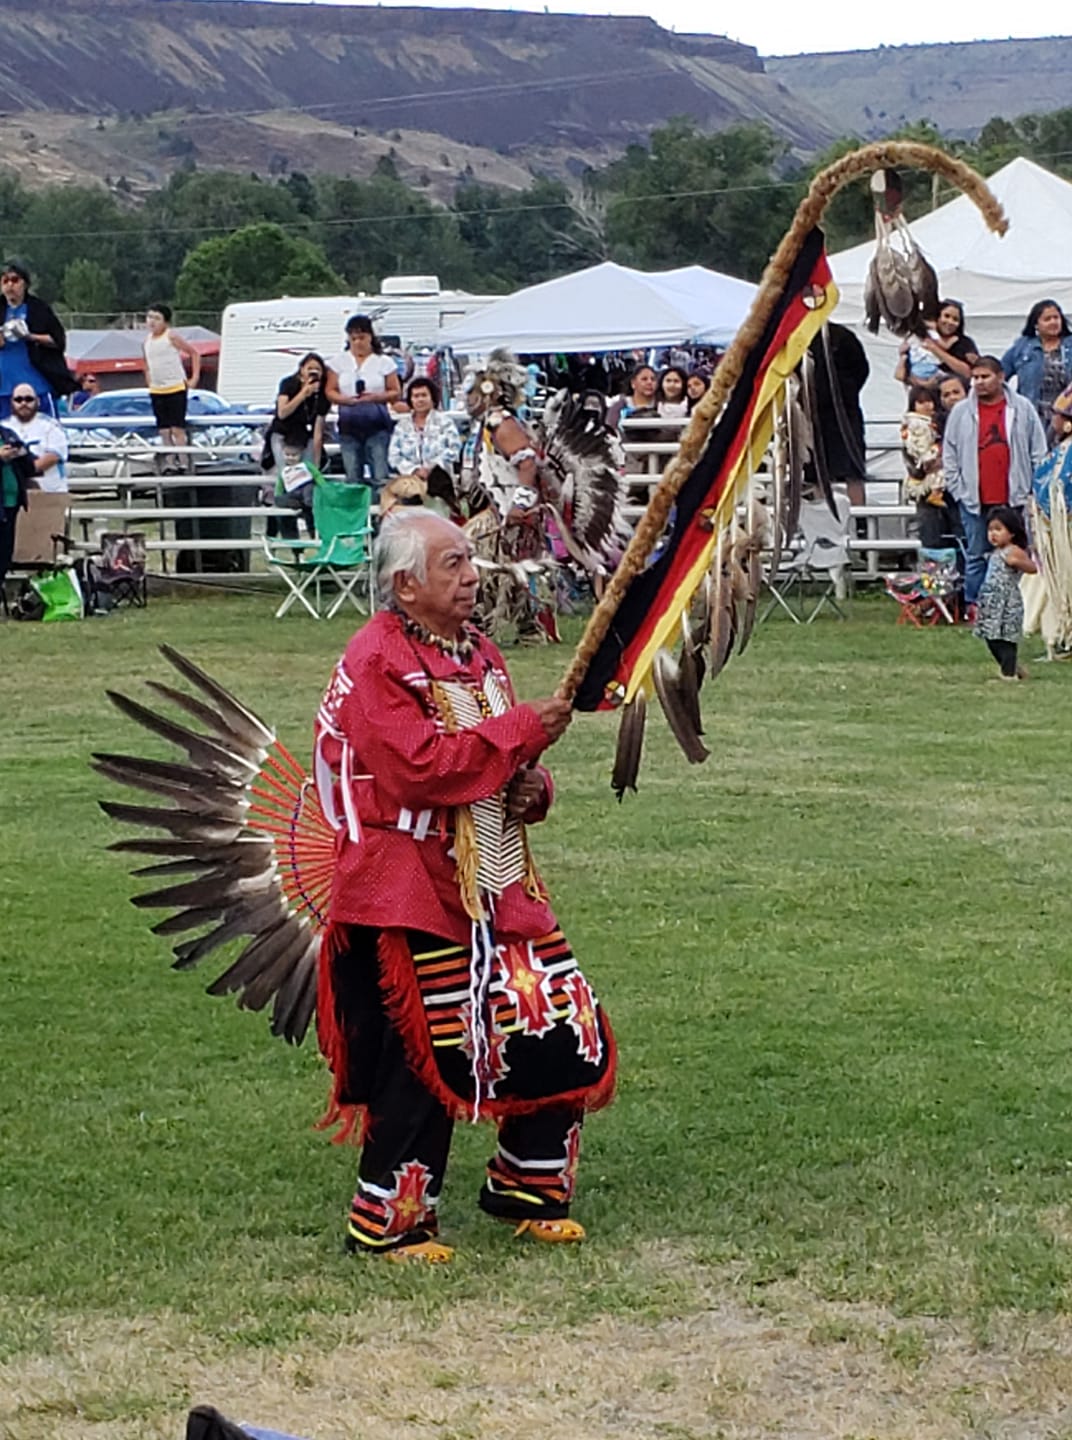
973, 505, 1037, 681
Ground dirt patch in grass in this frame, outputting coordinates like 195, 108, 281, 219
5, 1246, 1072, 1440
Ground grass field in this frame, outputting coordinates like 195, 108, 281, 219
5, 595, 1072, 1439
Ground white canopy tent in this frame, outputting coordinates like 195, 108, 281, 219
436, 260, 756, 353
830, 157, 1072, 422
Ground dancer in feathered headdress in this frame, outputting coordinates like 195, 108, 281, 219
458, 348, 628, 643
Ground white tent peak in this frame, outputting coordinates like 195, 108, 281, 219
437, 260, 755, 352
831, 157, 1072, 285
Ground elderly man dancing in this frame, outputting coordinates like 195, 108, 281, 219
313, 509, 616, 1263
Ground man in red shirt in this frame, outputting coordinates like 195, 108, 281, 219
975, 366, 1011, 507
314, 509, 615, 1263
943, 355, 1047, 614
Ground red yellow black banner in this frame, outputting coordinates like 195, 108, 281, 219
574, 228, 837, 713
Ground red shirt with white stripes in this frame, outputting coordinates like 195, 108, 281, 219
315, 611, 556, 944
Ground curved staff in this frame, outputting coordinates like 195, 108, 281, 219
556, 141, 1009, 708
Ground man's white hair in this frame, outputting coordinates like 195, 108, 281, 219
374, 508, 467, 609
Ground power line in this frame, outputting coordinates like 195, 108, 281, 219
2, 180, 808, 242
150, 65, 661, 124
6, 144, 1072, 244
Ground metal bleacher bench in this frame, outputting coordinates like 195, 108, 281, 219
56, 413, 923, 579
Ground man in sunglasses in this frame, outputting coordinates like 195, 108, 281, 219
6, 388, 69, 492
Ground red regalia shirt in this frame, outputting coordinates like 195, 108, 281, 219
315, 610, 557, 944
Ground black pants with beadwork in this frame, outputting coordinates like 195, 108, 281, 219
340, 938, 584, 1253
985, 637, 1019, 677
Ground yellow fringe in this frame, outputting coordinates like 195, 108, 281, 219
521, 831, 547, 903
431, 680, 484, 921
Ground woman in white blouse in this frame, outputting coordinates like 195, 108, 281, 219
324, 314, 401, 491
388, 377, 460, 480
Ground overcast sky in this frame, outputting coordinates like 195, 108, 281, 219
353, 1, 1068, 57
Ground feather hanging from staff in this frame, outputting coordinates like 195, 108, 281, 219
94, 645, 332, 1045
864, 168, 941, 338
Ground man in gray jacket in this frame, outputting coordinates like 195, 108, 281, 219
943, 355, 1047, 611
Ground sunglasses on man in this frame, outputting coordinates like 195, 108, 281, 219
12, 393, 37, 404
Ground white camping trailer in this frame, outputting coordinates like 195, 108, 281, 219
217, 278, 498, 406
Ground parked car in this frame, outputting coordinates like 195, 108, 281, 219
65, 389, 264, 473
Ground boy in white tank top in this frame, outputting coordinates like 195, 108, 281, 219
144, 303, 201, 473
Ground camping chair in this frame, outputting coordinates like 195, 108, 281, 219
762, 493, 852, 623
884, 546, 960, 627
264, 480, 374, 619
86, 532, 149, 610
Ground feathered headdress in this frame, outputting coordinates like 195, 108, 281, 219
463, 347, 529, 412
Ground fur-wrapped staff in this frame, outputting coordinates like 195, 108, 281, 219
555, 141, 1008, 796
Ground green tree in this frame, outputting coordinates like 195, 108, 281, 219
61, 258, 117, 319
974, 116, 1024, 175
593, 119, 798, 281
9, 186, 136, 306
174, 223, 342, 318
452, 177, 602, 288
281, 170, 317, 218
138, 171, 308, 308
1023, 108, 1072, 180
311, 174, 476, 291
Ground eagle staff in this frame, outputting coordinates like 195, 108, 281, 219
556, 142, 1009, 739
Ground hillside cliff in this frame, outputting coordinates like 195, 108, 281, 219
0, 0, 836, 194
767, 37, 1072, 139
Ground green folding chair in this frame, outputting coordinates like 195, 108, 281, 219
264, 481, 374, 620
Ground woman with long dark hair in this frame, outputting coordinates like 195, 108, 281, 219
262, 351, 330, 537
1001, 299, 1072, 423
0, 260, 76, 420
325, 314, 401, 491
895, 298, 977, 391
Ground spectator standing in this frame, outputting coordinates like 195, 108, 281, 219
6, 387, 69, 491
388, 377, 460, 479
686, 368, 710, 410
972, 506, 1037, 681
265, 352, 329, 473
143, 304, 201, 475
895, 300, 978, 390
325, 314, 401, 492
1001, 300, 1072, 425
0, 260, 76, 420
943, 356, 1047, 614
0, 424, 36, 597
937, 373, 967, 426
261, 352, 329, 540
606, 364, 657, 427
